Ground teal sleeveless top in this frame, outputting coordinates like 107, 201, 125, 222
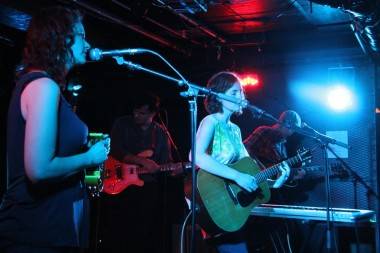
209, 115, 248, 165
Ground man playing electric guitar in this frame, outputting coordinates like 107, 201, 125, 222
103, 151, 186, 195
99, 92, 183, 253
243, 110, 306, 252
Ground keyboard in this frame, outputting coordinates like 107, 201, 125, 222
251, 204, 375, 223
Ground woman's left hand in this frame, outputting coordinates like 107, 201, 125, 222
272, 161, 291, 188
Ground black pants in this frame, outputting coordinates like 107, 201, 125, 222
99, 182, 163, 253
2, 245, 81, 253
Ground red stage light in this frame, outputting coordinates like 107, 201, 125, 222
240, 74, 259, 87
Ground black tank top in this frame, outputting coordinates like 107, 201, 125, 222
0, 72, 89, 248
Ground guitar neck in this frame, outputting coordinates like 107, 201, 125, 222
255, 155, 301, 184
136, 163, 178, 175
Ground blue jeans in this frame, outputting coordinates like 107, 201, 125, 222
217, 242, 248, 253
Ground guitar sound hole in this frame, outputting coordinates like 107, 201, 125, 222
237, 188, 263, 207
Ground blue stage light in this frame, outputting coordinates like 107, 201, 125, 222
326, 85, 354, 111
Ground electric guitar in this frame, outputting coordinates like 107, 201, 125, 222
103, 155, 190, 195
195, 149, 311, 234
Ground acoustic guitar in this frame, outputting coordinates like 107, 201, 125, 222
195, 149, 311, 234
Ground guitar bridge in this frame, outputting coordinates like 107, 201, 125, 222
237, 188, 264, 207
224, 181, 239, 205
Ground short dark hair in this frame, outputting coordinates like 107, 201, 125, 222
22, 6, 83, 87
279, 110, 302, 128
204, 71, 241, 114
133, 92, 160, 113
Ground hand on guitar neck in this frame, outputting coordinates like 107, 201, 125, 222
122, 149, 160, 173
134, 157, 160, 173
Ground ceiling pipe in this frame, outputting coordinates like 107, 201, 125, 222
289, 0, 314, 23
225, 33, 266, 48
156, 0, 226, 44
111, 0, 206, 47
0, 34, 15, 47
192, 0, 208, 12
0, 4, 31, 31
69, 0, 191, 55
225, 41, 264, 47
350, 23, 369, 55
310, 0, 380, 57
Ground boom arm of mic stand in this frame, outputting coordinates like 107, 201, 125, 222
317, 133, 350, 149
112, 57, 270, 116
246, 104, 279, 123
293, 127, 350, 149
113, 56, 188, 87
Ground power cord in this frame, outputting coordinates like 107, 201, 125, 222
180, 210, 193, 253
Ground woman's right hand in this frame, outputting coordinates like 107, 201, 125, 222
87, 139, 110, 166
234, 172, 258, 192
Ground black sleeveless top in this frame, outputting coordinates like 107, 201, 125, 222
0, 72, 89, 248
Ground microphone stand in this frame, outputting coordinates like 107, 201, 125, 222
157, 111, 182, 162
294, 126, 351, 253
111, 55, 277, 253
111, 56, 276, 121
325, 142, 379, 253
156, 112, 183, 253
296, 125, 378, 200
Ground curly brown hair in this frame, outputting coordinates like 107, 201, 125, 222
22, 6, 83, 87
204, 71, 241, 114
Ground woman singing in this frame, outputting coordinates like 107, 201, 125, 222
0, 6, 109, 253
192, 71, 290, 253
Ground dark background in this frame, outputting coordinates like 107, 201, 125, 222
0, 1, 379, 252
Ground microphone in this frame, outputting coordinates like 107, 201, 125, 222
88, 48, 143, 61
301, 122, 350, 148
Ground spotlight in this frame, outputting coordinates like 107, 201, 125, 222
327, 85, 354, 111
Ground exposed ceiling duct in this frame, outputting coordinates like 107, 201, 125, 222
154, 0, 226, 44
311, 0, 380, 59
68, 0, 192, 55
0, 0, 368, 57
157, 0, 209, 14
111, 0, 207, 48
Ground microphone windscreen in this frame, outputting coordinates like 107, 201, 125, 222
88, 48, 102, 61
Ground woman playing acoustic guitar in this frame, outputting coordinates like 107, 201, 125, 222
192, 71, 291, 253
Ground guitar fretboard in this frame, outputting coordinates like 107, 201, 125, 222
136, 163, 181, 175
255, 154, 302, 184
